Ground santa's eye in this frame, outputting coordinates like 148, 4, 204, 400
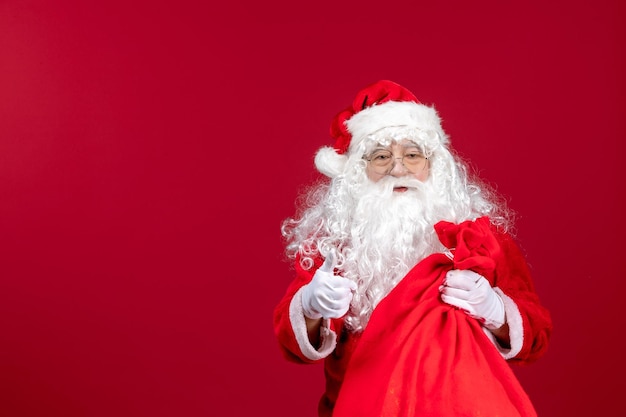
370, 151, 392, 161
404, 152, 424, 161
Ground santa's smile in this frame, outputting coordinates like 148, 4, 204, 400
393, 186, 409, 193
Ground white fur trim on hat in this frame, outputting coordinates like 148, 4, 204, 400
314, 146, 348, 178
346, 101, 446, 152
314, 100, 447, 178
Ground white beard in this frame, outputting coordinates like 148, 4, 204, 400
339, 176, 448, 332
285, 147, 506, 332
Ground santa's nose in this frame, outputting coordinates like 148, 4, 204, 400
388, 157, 410, 177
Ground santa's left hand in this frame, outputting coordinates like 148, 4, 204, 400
439, 269, 505, 330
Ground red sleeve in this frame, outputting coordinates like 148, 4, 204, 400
493, 230, 553, 364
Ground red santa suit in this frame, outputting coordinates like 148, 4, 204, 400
273, 217, 552, 417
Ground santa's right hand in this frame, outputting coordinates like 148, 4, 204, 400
301, 258, 357, 320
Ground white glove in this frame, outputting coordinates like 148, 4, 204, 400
439, 269, 505, 330
301, 253, 357, 320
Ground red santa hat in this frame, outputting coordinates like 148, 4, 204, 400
314, 80, 448, 177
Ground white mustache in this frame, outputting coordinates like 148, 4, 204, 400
376, 177, 426, 192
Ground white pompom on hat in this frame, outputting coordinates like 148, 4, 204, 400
314, 80, 447, 178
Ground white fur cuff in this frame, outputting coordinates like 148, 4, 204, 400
483, 288, 524, 359
289, 287, 337, 361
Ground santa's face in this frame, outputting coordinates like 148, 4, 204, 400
364, 139, 430, 186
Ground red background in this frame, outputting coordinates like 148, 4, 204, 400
0, 1, 624, 416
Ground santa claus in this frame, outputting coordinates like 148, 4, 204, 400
274, 80, 552, 417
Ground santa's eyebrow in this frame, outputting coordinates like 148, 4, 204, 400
370, 144, 390, 151
369, 141, 423, 152
400, 141, 423, 150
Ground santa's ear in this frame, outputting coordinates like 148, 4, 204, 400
314, 146, 347, 178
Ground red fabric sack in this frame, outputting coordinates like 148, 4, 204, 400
332, 217, 537, 417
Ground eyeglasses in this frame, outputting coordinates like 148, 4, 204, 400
363, 148, 429, 175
